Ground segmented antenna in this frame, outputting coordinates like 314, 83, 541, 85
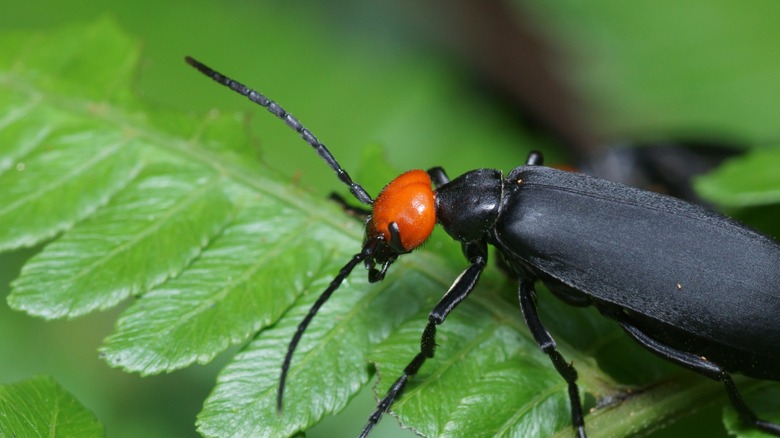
185, 56, 373, 206
276, 239, 377, 411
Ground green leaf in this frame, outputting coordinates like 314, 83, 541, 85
8, 163, 232, 319
695, 147, 780, 207
369, 297, 575, 437
197, 258, 449, 437
99, 185, 351, 375
0, 125, 143, 252
0, 18, 139, 101
0, 375, 104, 438
723, 383, 780, 438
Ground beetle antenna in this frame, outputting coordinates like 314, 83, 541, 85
185, 56, 373, 206
277, 237, 382, 412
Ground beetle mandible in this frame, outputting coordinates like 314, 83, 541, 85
185, 56, 780, 437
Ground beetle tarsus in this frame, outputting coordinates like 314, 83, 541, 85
363, 247, 487, 434
519, 280, 587, 437
617, 318, 780, 436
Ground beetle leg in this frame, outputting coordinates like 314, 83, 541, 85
617, 320, 780, 436
328, 192, 372, 218
427, 166, 450, 187
388, 222, 405, 254
359, 241, 488, 438
519, 280, 587, 438
367, 254, 396, 283
525, 150, 544, 166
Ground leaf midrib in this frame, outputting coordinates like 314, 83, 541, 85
143, 216, 311, 343
1, 70, 364, 242
65, 175, 221, 289
0, 139, 126, 216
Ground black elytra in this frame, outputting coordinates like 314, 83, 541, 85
185, 56, 780, 437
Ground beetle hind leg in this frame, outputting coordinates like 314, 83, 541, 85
616, 319, 780, 436
518, 280, 587, 438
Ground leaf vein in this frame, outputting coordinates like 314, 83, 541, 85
0, 139, 127, 216
65, 176, 222, 289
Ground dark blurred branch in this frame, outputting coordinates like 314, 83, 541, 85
403, 0, 601, 158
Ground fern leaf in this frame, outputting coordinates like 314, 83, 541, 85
0, 129, 143, 252
9, 162, 232, 319
0, 375, 104, 438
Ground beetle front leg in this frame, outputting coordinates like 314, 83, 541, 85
616, 319, 780, 436
359, 242, 488, 437
519, 280, 587, 438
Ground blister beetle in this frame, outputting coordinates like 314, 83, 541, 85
185, 56, 780, 437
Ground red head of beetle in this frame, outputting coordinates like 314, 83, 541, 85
368, 169, 436, 252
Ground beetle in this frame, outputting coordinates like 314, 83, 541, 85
185, 56, 780, 437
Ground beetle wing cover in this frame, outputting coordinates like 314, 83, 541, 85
496, 167, 780, 371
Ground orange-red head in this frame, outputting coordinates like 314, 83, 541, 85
368, 169, 436, 253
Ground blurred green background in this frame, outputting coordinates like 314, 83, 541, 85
2, 1, 780, 437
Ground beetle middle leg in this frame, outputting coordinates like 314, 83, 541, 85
518, 279, 587, 438
359, 241, 488, 438
329, 192, 372, 218
616, 319, 780, 436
